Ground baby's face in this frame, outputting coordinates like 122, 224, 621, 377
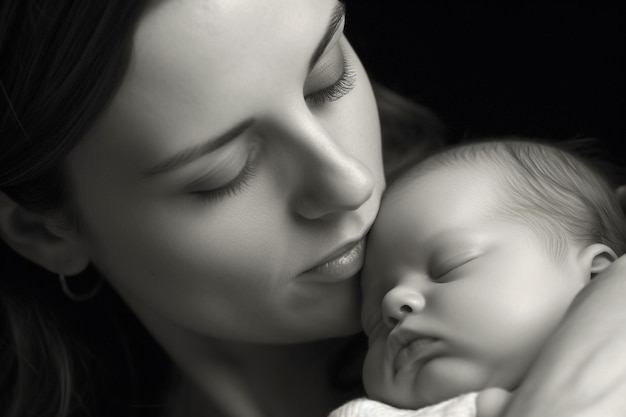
361, 166, 585, 409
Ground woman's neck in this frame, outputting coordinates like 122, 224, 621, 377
164, 337, 365, 417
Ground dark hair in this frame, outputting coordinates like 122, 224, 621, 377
372, 82, 447, 180
1, 1, 148, 213
394, 138, 626, 260
0, 2, 447, 416
0, 2, 172, 416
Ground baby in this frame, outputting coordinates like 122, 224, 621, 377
331, 138, 626, 417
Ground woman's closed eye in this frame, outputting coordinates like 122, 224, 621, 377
304, 57, 356, 106
187, 145, 260, 204
304, 40, 357, 106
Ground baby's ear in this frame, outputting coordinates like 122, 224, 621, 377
577, 243, 617, 280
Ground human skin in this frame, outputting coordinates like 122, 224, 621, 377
361, 165, 612, 410
63, 0, 383, 342
3, 1, 626, 416
502, 255, 626, 417
50, 0, 382, 414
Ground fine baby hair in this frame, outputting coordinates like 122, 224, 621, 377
347, 137, 626, 416
390, 137, 626, 260
3, 2, 626, 417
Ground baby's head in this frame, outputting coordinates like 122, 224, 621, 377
361, 138, 626, 409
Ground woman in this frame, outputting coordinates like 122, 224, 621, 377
1, 1, 625, 416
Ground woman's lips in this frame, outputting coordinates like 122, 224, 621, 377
299, 239, 366, 283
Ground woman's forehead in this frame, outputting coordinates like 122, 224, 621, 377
112, 0, 337, 120
80, 0, 340, 166
132, 0, 334, 62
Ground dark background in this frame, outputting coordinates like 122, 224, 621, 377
345, 2, 625, 163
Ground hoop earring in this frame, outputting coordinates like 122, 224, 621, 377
59, 273, 103, 302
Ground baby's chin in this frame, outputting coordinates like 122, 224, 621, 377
366, 383, 433, 410
368, 383, 468, 410
366, 358, 512, 410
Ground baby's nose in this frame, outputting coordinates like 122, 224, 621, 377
381, 285, 426, 328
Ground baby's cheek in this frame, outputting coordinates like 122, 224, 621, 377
362, 340, 387, 399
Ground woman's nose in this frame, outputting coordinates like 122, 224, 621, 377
295, 154, 375, 220
381, 286, 426, 328
287, 117, 377, 220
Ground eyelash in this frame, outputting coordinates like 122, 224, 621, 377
190, 55, 355, 203
431, 257, 476, 282
190, 155, 258, 204
305, 58, 357, 106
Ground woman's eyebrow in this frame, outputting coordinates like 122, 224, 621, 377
141, 3, 345, 179
308, 1, 346, 72
142, 118, 255, 178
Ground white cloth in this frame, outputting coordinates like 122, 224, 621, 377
329, 392, 478, 417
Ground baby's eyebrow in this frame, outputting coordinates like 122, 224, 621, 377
308, 1, 346, 72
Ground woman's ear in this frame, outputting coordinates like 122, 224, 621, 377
577, 243, 618, 280
0, 192, 89, 275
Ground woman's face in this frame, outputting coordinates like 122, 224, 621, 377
66, 0, 384, 344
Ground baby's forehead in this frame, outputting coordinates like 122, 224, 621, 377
376, 161, 515, 242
